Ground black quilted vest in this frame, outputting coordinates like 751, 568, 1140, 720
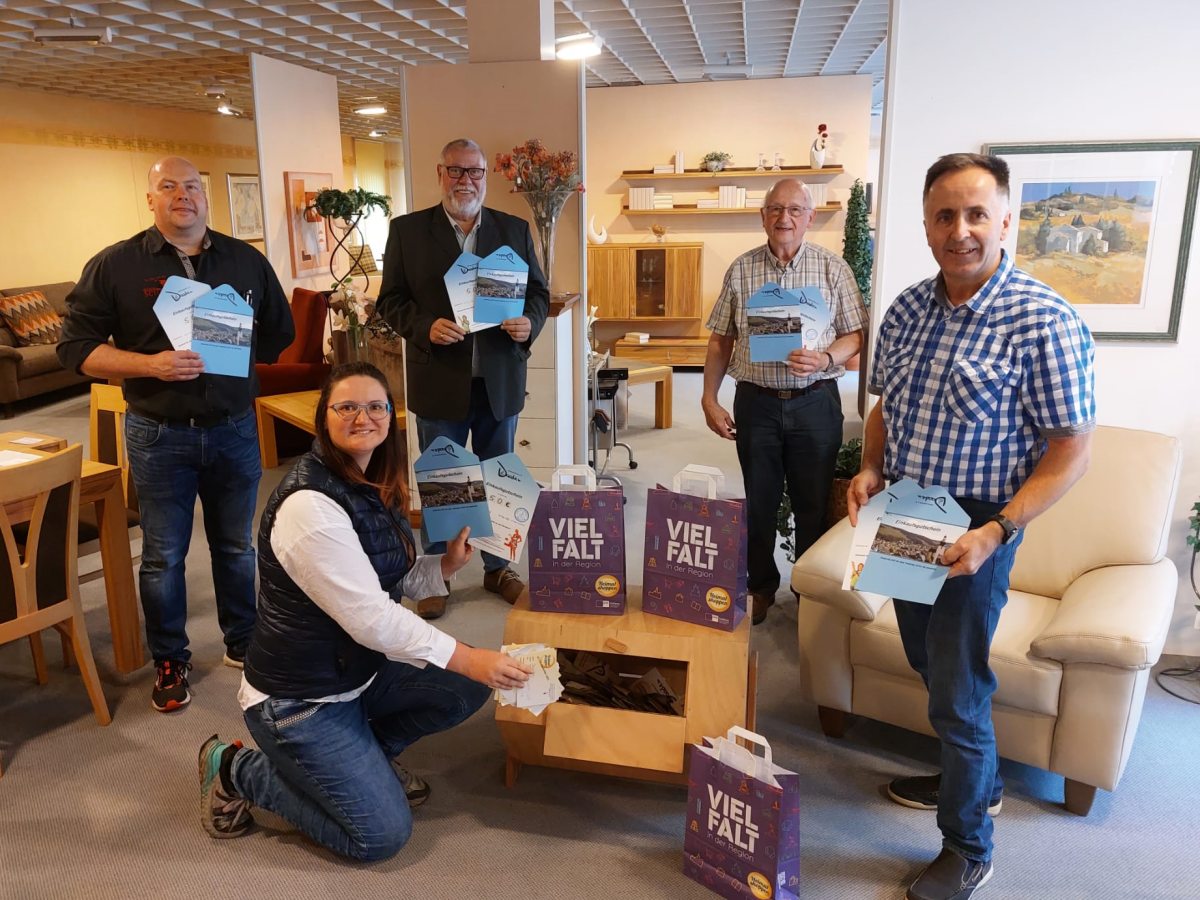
244, 449, 416, 698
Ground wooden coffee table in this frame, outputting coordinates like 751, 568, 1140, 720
256, 390, 406, 469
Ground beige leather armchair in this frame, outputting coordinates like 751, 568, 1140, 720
791, 425, 1181, 816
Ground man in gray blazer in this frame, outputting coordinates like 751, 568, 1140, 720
377, 138, 549, 619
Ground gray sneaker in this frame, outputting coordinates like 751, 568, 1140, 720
390, 759, 431, 808
198, 734, 253, 838
888, 773, 1003, 816
907, 848, 993, 900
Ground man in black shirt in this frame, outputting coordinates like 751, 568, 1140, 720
57, 156, 294, 712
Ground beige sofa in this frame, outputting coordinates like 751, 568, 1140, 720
790, 425, 1181, 816
0, 281, 92, 415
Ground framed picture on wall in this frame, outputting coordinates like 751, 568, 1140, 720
982, 140, 1200, 341
283, 171, 333, 279
226, 173, 264, 242
198, 172, 213, 227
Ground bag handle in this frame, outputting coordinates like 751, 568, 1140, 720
552, 465, 597, 491
671, 464, 725, 499
725, 725, 773, 768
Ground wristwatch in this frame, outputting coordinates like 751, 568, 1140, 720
987, 513, 1021, 545
822, 351, 835, 372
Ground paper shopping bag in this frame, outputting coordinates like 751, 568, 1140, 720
683, 727, 801, 900
527, 466, 626, 615
643, 465, 748, 631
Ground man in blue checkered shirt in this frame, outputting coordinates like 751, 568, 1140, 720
703, 178, 868, 626
848, 154, 1095, 900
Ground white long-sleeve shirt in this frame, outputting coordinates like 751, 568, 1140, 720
237, 489, 457, 711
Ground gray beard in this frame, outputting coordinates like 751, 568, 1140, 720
444, 192, 483, 222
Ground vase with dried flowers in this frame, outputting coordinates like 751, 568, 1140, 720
810, 123, 830, 169
494, 139, 584, 287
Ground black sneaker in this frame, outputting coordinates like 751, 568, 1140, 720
906, 848, 993, 900
222, 643, 247, 669
198, 734, 254, 838
888, 773, 1003, 816
390, 759, 431, 808
152, 659, 192, 712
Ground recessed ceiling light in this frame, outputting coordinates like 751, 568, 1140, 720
32, 25, 112, 45
368, 130, 388, 138
354, 105, 387, 116
216, 102, 243, 117
556, 32, 601, 60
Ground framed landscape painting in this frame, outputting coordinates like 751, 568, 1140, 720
982, 141, 1199, 341
283, 171, 333, 279
226, 173, 264, 241
198, 172, 213, 227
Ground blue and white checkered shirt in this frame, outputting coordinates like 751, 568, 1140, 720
870, 251, 1095, 503
707, 242, 868, 389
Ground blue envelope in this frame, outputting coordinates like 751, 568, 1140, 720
854, 485, 970, 605
192, 284, 253, 377
474, 246, 528, 324
413, 436, 495, 543
746, 282, 832, 362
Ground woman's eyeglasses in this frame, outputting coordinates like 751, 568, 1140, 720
328, 401, 392, 421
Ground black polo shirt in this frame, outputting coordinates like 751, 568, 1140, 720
57, 226, 294, 421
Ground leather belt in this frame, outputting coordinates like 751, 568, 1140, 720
742, 379, 832, 400
130, 408, 245, 428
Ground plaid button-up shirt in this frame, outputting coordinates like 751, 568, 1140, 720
870, 251, 1095, 503
706, 241, 868, 389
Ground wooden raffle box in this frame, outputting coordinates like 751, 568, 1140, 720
497, 587, 756, 786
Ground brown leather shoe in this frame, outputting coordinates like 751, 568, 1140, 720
483, 568, 525, 605
750, 591, 776, 625
416, 595, 446, 620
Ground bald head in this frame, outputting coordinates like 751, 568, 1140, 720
764, 178, 813, 209
146, 156, 208, 245
760, 178, 815, 263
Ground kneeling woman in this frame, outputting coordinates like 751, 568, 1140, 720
199, 362, 530, 861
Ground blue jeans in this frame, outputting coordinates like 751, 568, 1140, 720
125, 409, 261, 663
233, 661, 490, 861
415, 377, 518, 573
733, 380, 843, 594
893, 498, 1022, 864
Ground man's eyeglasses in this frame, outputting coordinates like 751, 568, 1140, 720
328, 401, 392, 421
441, 165, 486, 181
764, 204, 814, 218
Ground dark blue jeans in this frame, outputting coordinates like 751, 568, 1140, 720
415, 377, 518, 574
125, 409, 261, 664
893, 497, 1021, 864
233, 661, 490, 861
733, 379, 843, 594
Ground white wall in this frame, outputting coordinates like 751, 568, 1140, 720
250, 53, 344, 298
876, 0, 1200, 653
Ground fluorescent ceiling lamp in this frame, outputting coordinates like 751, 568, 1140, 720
216, 102, 243, 117
32, 26, 112, 45
354, 105, 387, 116
556, 32, 600, 60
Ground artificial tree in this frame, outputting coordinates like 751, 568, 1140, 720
842, 178, 872, 306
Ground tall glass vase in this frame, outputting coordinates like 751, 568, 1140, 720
520, 189, 575, 288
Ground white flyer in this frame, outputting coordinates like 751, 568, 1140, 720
443, 251, 495, 333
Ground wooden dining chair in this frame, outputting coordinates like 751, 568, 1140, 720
0, 444, 111, 776
87, 382, 137, 515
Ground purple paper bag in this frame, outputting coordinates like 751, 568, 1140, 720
683, 730, 801, 900
527, 466, 626, 615
643, 466, 748, 631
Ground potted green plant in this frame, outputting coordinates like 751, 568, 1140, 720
701, 151, 732, 173
775, 437, 863, 562
306, 187, 391, 295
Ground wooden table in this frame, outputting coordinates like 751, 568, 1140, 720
496, 587, 755, 787
0, 436, 143, 673
619, 360, 673, 429
256, 390, 407, 469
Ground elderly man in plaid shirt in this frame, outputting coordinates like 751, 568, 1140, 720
849, 153, 1095, 900
702, 178, 868, 626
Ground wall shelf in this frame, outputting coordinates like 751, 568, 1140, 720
622, 165, 844, 180
623, 202, 842, 216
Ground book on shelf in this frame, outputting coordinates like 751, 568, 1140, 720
628, 187, 656, 210
696, 199, 720, 208
624, 332, 650, 343
807, 184, 828, 207
652, 165, 674, 174
746, 189, 767, 200
674, 151, 685, 174
744, 198, 764, 209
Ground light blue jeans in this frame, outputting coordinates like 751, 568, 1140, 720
233, 660, 490, 861
125, 409, 261, 663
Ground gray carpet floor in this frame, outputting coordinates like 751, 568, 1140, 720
2, 375, 1199, 900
